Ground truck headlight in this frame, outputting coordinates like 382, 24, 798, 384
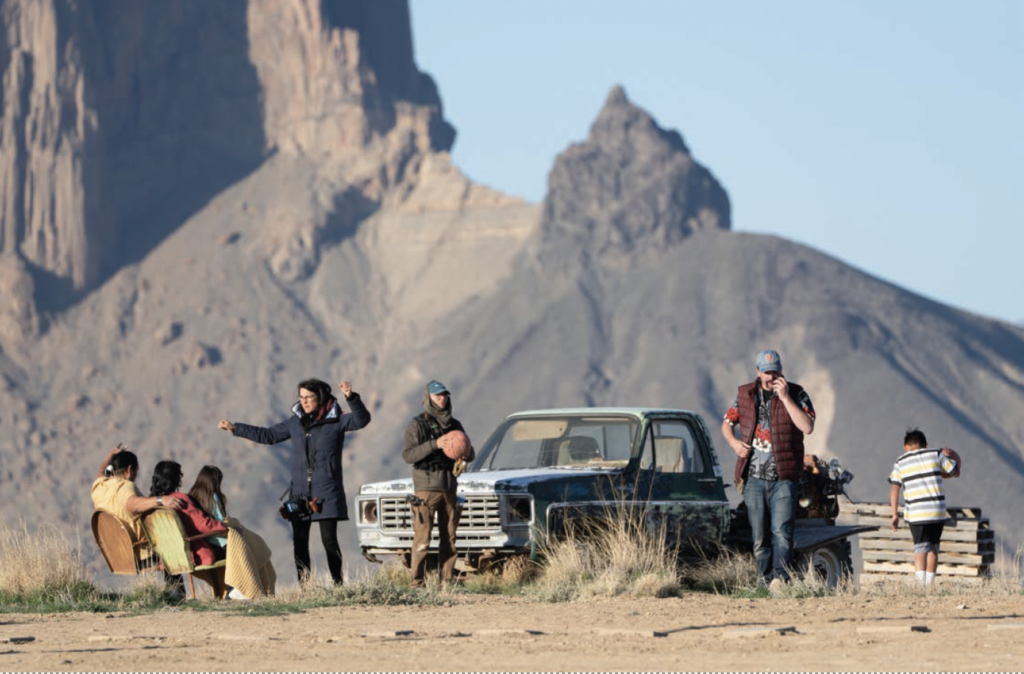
359, 500, 378, 525
507, 496, 531, 523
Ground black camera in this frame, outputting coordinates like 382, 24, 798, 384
279, 495, 322, 521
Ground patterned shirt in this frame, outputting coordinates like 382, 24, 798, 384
724, 386, 815, 481
889, 448, 957, 524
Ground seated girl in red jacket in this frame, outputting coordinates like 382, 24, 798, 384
149, 460, 228, 566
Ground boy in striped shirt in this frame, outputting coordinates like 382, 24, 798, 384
889, 428, 962, 588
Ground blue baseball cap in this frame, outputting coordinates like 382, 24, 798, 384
427, 380, 449, 395
756, 349, 782, 373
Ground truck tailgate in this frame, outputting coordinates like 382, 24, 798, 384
794, 521, 878, 551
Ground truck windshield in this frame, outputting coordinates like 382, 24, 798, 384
471, 416, 639, 471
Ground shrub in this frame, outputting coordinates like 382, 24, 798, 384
529, 503, 681, 602
501, 555, 541, 583
678, 546, 759, 595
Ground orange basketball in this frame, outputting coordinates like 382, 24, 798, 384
443, 430, 472, 461
941, 448, 961, 478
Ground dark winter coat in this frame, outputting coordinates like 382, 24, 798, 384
232, 394, 371, 521
733, 380, 807, 484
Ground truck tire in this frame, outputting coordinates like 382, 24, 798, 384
799, 539, 852, 588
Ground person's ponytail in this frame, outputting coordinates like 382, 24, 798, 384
107, 450, 139, 477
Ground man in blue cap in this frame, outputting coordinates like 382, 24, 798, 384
401, 380, 475, 587
722, 349, 816, 592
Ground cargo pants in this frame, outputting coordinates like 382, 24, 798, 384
410, 490, 461, 586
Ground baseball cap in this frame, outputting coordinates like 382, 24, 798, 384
756, 349, 782, 373
427, 380, 449, 395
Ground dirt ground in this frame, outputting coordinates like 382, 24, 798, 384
2, 591, 1023, 672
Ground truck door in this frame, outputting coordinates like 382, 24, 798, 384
639, 417, 731, 556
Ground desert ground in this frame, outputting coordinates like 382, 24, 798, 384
2, 590, 1023, 672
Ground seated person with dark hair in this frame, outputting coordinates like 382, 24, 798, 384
92, 444, 185, 546
149, 460, 229, 566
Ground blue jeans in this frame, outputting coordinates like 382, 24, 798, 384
743, 477, 797, 582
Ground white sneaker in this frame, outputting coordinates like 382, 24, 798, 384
769, 578, 785, 597
228, 588, 248, 601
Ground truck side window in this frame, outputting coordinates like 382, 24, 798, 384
652, 421, 703, 474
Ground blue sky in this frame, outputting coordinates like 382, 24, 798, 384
410, 2, 1023, 324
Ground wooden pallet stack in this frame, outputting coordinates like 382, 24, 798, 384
845, 502, 995, 582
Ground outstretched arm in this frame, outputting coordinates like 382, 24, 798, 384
224, 417, 292, 445
125, 492, 184, 514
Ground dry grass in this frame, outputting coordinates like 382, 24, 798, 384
675, 541, 1024, 599
676, 545, 849, 599
529, 506, 681, 601
281, 563, 453, 606
182, 564, 453, 615
678, 546, 759, 595
5, 515, 1018, 613
459, 555, 540, 595
501, 555, 541, 583
856, 547, 1024, 598
0, 521, 88, 596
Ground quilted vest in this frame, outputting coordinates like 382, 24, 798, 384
733, 380, 807, 484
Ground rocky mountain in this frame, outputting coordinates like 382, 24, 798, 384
1, 0, 1022, 583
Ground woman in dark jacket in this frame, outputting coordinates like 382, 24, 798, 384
218, 378, 371, 585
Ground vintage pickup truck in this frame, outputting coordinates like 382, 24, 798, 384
355, 407, 872, 586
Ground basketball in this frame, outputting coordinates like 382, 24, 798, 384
941, 448, 961, 478
442, 430, 472, 460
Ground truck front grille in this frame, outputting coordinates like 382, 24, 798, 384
379, 495, 501, 533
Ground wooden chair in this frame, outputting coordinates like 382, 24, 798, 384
91, 510, 158, 575
141, 509, 228, 600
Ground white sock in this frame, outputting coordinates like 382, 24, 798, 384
916, 570, 926, 585
924, 572, 936, 586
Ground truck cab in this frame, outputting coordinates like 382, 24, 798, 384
356, 407, 731, 571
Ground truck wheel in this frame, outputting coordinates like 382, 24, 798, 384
799, 539, 852, 588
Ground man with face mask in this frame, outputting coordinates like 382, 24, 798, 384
401, 380, 475, 587
722, 349, 816, 593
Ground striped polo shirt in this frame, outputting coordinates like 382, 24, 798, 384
888, 448, 958, 523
